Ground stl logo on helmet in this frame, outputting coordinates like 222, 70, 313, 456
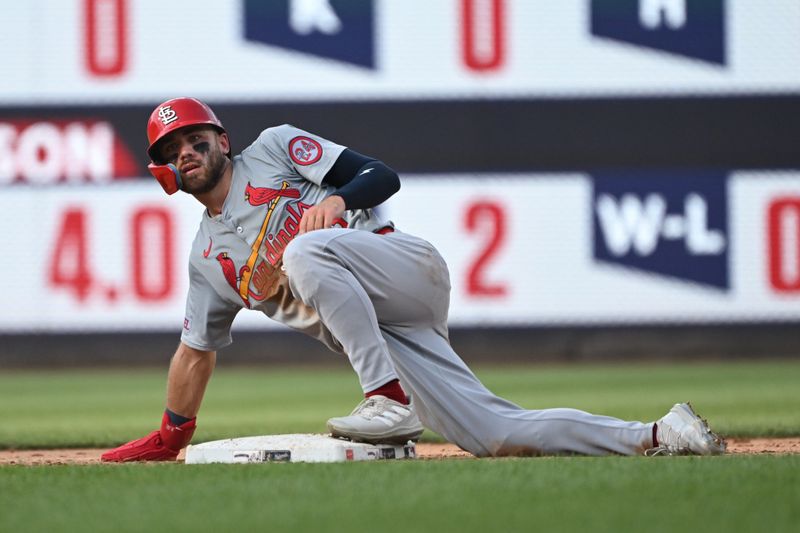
158, 105, 178, 126
289, 136, 322, 166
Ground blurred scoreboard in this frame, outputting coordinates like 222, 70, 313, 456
1, 171, 797, 331
1, 0, 799, 332
385, 173, 799, 326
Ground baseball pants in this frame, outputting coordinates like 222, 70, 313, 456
282, 228, 654, 456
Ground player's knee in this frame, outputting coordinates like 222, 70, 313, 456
283, 233, 328, 288
284, 234, 319, 269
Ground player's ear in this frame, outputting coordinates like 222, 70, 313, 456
218, 132, 231, 158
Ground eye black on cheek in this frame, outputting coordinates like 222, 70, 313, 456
193, 142, 210, 154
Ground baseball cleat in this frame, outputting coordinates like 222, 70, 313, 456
645, 402, 726, 456
327, 395, 424, 445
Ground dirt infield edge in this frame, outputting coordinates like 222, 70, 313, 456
0, 438, 798, 465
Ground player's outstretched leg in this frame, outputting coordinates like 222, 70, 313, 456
379, 328, 726, 457
380, 327, 656, 456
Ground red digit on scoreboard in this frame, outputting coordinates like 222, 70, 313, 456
85, 0, 128, 77
464, 200, 508, 297
462, 0, 505, 72
131, 206, 174, 302
48, 207, 93, 302
768, 197, 800, 293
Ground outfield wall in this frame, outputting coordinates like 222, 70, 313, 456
1, 170, 798, 365
1, 323, 798, 368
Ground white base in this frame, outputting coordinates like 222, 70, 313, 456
185, 433, 416, 464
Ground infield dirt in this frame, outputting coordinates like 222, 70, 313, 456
1, 438, 798, 465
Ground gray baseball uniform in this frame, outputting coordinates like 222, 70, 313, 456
180, 124, 654, 457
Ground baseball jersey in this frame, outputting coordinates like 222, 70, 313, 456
180, 124, 393, 352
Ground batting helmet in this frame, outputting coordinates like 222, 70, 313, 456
146, 97, 228, 195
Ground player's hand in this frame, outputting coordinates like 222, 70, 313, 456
299, 195, 346, 234
101, 413, 196, 462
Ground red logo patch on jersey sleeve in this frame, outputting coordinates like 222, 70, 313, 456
288, 136, 323, 166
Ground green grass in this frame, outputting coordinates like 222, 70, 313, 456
2, 360, 799, 533
1, 360, 798, 449
1, 456, 798, 533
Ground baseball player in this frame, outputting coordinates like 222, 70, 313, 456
102, 97, 725, 461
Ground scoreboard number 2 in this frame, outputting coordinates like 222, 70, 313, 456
464, 200, 508, 298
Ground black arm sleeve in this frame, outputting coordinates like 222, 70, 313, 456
322, 148, 400, 210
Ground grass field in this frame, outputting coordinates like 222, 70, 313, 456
2, 360, 799, 532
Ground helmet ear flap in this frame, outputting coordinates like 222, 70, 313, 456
148, 163, 182, 195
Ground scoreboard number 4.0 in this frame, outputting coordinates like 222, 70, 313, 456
47, 205, 175, 304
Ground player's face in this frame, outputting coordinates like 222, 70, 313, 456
158, 126, 230, 195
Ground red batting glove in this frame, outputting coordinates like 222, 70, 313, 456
101, 412, 196, 462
